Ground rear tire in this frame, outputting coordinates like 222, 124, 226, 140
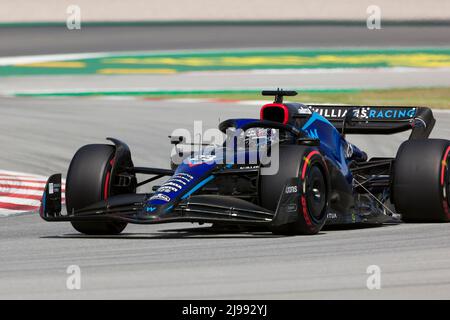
393, 139, 450, 222
66, 144, 128, 235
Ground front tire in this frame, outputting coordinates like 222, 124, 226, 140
260, 145, 329, 235
66, 144, 128, 235
393, 139, 450, 222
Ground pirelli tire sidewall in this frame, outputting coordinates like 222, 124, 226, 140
295, 150, 330, 234
393, 139, 450, 222
265, 145, 330, 235
66, 144, 128, 235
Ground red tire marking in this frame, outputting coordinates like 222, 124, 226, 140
301, 195, 312, 227
442, 146, 450, 219
104, 171, 111, 200
299, 150, 323, 227
301, 150, 321, 180
103, 158, 115, 200
440, 146, 450, 186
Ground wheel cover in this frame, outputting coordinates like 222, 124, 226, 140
305, 166, 327, 220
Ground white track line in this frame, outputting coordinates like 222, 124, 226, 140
0, 53, 111, 66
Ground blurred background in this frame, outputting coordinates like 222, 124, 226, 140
1, 0, 449, 103
2, 0, 450, 22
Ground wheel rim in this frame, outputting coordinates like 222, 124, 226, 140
305, 166, 327, 220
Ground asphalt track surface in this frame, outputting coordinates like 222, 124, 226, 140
1, 25, 450, 57
0, 97, 449, 299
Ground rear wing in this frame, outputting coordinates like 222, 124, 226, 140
306, 105, 435, 139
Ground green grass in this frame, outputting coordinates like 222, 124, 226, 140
3, 47, 450, 76
143, 87, 450, 109
13, 87, 450, 109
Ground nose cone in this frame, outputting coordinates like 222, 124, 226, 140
147, 156, 219, 207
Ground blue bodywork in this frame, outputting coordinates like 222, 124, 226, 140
146, 106, 361, 216
41, 100, 431, 230
301, 112, 352, 182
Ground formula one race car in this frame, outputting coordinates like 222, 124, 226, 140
40, 90, 450, 235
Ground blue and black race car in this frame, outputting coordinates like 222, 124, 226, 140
40, 90, 450, 235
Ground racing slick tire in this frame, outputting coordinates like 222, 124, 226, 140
66, 144, 128, 235
393, 139, 450, 222
261, 145, 330, 235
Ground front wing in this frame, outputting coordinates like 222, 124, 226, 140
41, 174, 397, 228
40, 174, 278, 226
